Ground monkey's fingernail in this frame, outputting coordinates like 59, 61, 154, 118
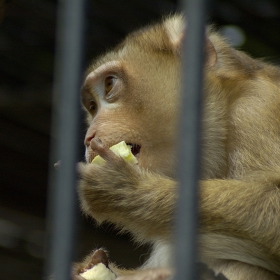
90, 138, 104, 150
95, 137, 103, 144
91, 137, 102, 145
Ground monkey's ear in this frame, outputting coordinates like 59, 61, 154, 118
164, 14, 186, 52
205, 37, 217, 68
164, 15, 217, 67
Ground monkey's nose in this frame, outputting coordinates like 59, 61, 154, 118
84, 133, 96, 147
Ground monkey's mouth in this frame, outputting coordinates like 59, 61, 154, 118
127, 143, 141, 157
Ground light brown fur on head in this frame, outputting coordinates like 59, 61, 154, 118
76, 14, 280, 280
82, 16, 184, 178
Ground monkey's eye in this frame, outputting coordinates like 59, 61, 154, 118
104, 76, 116, 96
89, 100, 97, 114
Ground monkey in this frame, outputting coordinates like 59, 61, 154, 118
73, 14, 280, 280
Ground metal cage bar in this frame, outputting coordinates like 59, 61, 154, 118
44, 0, 85, 279
175, 0, 206, 280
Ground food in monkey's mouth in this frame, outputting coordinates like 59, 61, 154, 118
128, 143, 141, 157
91, 140, 139, 165
79, 263, 116, 280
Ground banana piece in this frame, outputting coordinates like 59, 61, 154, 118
91, 141, 138, 165
80, 263, 116, 280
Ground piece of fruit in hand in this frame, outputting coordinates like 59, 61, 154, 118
91, 141, 138, 165
79, 263, 116, 280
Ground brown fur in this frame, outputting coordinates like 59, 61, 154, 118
75, 15, 280, 280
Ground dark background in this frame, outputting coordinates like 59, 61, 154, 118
1, 0, 280, 279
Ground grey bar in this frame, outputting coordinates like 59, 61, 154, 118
45, 0, 85, 279
175, 0, 206, 280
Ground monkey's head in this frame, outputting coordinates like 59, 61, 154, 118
81, 15, 217, 178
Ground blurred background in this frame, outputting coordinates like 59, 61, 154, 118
0, 0, 280, 279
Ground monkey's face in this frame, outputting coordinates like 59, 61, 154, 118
81, 40, 181, 177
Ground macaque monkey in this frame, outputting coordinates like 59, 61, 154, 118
74, 14, 280, 280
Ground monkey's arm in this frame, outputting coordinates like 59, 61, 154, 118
198, 172, 280, 275
78, 139, 280, 257
78, 160, 280, 275
199, 172, 280, 254
79, 156, 280, 246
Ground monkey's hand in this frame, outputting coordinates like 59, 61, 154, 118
72, 249, 117, 280
78, 138, 177, 240
72, 249, 173, 280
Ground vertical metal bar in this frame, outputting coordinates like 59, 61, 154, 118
175, 0, 206, 280
44, 0, 85, 279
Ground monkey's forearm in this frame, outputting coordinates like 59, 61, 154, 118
100, 172, 177, 240
79, 161, 280, 251
199, 173, 280, 254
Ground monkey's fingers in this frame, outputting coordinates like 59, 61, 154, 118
90, 138, 120, 162
79, 249, 109, 274
78, 249, 116, 280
